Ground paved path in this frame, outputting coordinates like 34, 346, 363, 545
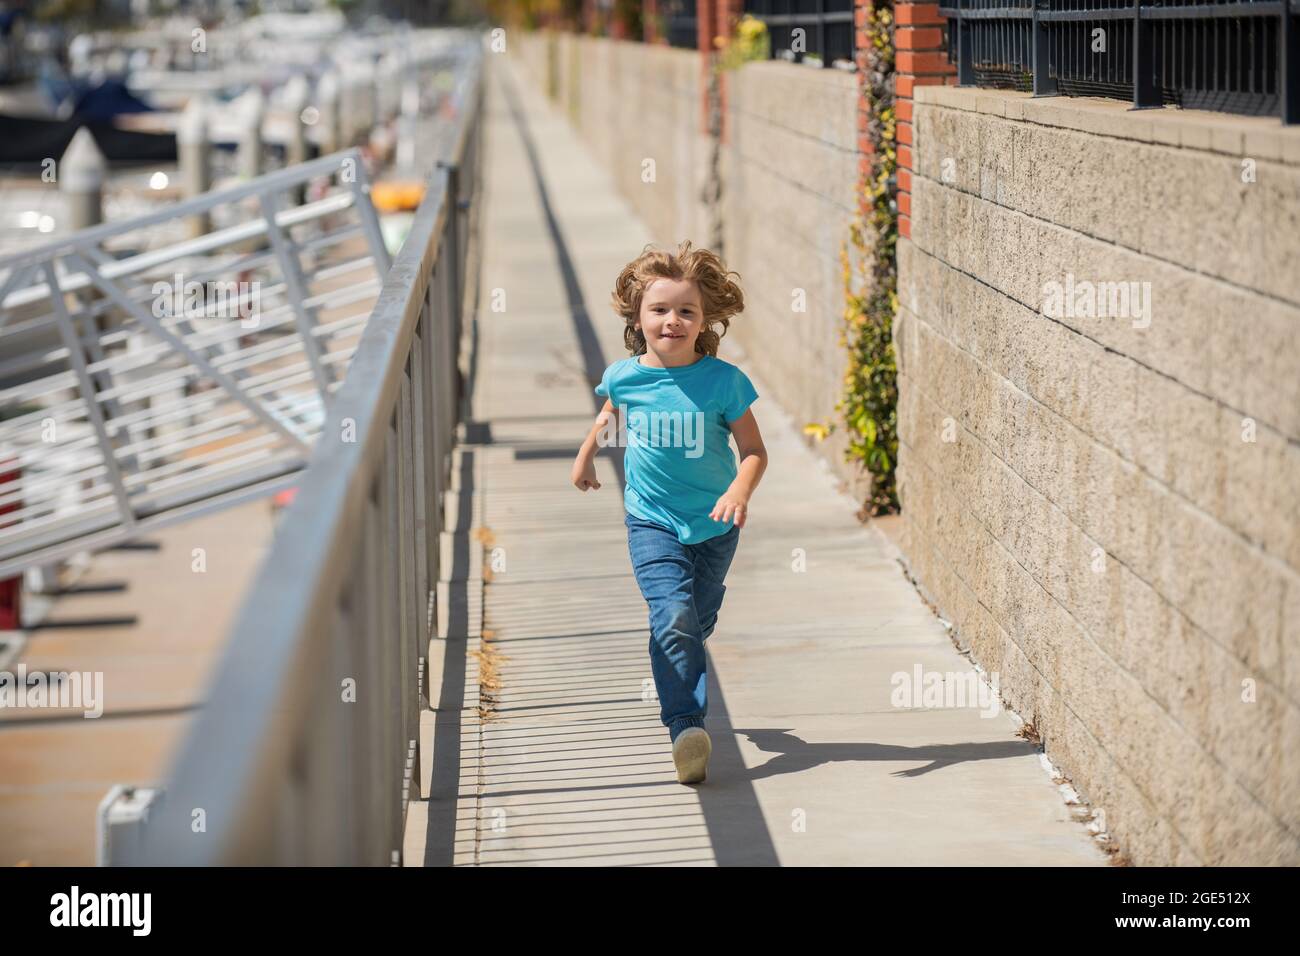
412, 56, 1110, 866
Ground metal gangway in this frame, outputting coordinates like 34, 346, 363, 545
116, 50, 484, 864
0, 150, 392, 579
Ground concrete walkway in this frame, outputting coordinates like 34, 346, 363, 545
420, 56, 1110, 866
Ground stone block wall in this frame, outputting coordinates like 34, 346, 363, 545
899, 85, 1300, 864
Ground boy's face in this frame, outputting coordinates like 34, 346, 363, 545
636, 278, 703, 362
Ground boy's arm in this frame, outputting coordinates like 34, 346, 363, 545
710, 408, 767, 527
572, 400, 618, 490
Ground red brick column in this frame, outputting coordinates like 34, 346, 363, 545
610, 3, 628, 39
696, 0, 743, 140
854, 0, 873, 219
697, 0, 717, 133
893, 1, 956, 237
644, 0, 661, 43
856, 1, 956, 238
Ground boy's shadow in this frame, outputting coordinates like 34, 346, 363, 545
724, 728, 1037, 782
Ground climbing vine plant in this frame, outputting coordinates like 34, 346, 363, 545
807, 2, 899, 516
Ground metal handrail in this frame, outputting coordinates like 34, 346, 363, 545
0, 149, 391, 578
126, 46, 484, 866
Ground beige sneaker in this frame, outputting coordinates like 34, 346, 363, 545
671, 727, 711, 784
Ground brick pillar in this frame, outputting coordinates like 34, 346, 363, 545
696, 0, 744, 140
610, 2, 628, 39
697, 0, 716, 134
891, 1, 956, 238
855, 0, 873, 218
644, 0, 661, 43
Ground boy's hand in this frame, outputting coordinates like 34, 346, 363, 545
572, 456, 601, 491
710, 490, 749, 527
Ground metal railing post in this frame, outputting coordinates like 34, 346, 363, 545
428, 267, 449, 546
408, 324, 432, 648
351, 157, 394, 276
257, 192, 332, 394
41, 262, 136, 532
1033, 0, 1058, 96
360, 477, 385, 863
957, 2, 976, 86
421, 286, 443, 605
1284, 0, 1299, 124
437, 158, 465, 433
1132, 0, 1161, 109
395, 361, 420, 818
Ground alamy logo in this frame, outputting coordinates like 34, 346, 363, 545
595, 404, 705, 458
1041, 272, 1152, 329
890, 664, 1001, 718
0, 665, 103, 718
50, 886, 151, 935
151, 272, 261, 328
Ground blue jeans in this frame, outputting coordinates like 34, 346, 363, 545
625, 511, 741, 743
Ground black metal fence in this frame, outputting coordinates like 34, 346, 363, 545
745, 0, 857, 65
939, 0, 1299, 123
662, 0, 700, 48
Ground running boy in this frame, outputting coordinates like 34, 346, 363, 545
570, 241, 768, 784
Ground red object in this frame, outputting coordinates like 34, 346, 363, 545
0, 576, 18, 630
273, 487, 299, 510
0, 458, 20, 630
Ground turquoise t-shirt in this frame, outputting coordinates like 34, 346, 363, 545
594, 353, 759, 544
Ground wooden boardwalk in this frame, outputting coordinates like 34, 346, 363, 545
403, 57, 1111, 867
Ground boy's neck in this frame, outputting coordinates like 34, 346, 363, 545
639, 350, 707, 369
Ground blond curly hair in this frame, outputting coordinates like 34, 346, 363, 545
610, 240, 745, 357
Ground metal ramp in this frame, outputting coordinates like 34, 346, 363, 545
0, 149, 391, 577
